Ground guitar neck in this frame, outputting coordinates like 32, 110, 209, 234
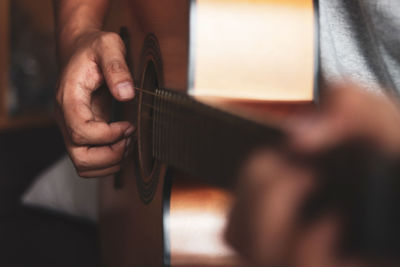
152, 88, 285, 187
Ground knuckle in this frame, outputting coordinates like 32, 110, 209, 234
102, 32, 120, 42
55, 94, 62, 108
68, 127, 86, 145
104, 59, 128, 74
99, 32, 124, 50
55, 86, 65, 107
72, 154, 90, 170
54, 98, 63, 119
77, 171, 91, 179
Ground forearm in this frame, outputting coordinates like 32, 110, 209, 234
54, 0, 110, 64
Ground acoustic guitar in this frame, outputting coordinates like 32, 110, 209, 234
100, 0, 318, 266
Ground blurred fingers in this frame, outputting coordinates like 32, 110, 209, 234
294, 215, 341, 267
227, 150, 314, 265
288, 83, 400, 154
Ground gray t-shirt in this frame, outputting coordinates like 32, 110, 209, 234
319, 0, 400, 96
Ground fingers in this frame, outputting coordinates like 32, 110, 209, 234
66, 113, 134, 146
55, 98, 134, 178
58, 85, 134, 176
288, 86, 361, 153
226, 150, 314, 266
95, 32, 135, 101
295, 216, 365, 267
56, 110, 134, 177
250, 153, 314, 265
57, 32, 135, 146
71, 137, 133, 178
70, 137, 131, 172
55, 31, 137, 178
60, 75, 134, 146
78, 165, 122, 178
288, 84, 400, 154
295, 215, 341, 267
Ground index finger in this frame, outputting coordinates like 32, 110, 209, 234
62, 88, 134, 145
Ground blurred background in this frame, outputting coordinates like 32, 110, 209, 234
0, 0, 100, 266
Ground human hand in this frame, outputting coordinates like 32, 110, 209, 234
290, 83, 400, 156
226, 84, 400, 267
55, 30, 135, 178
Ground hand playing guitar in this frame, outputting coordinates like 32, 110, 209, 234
226, 84, 400, 267
54, 0, 134, 177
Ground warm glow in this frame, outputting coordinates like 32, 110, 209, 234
190, 0, 315, 101
169, 212, 235, 256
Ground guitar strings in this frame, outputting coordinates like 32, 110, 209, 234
112, 87, 227, 135
114, 86, 190, 116
140, 98, 213, 128
133, 87, 158, 96
120, 87, 207, 126
138, 107, 208, 133
132, 102, 214, 137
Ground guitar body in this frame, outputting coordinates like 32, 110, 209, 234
100, 0, 317, 266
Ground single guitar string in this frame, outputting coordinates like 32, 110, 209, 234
133, 87, 158, 97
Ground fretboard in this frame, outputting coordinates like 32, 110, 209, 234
152, 88, 284, 187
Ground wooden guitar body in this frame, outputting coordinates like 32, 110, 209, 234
100, 0, 318, 266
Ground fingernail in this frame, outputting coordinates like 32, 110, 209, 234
116, 81, 134, 100
125, 137, 131, 149
124, 138, 132, 157
124, 126, 135, 137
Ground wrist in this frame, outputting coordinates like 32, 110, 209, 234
57, 26, 101, 66
55, 2, 107, 65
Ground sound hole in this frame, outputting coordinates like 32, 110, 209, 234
139, 61, 157, 179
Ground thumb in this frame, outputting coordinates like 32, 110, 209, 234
97, 33, 135, 101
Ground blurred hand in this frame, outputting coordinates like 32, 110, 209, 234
55, 30, 135, 178
290, 84, 400, 156
226, 84, 400, 267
